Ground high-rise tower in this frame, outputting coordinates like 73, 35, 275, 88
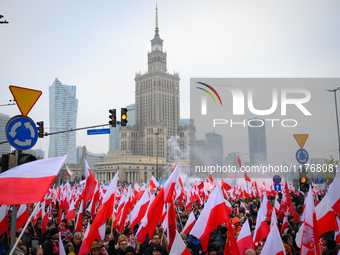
49, 78, 78, 163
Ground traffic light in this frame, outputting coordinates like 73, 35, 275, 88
300, 177, 309, 192
121, 108, 128, 126
0, 154, 10, 173
18, 153, 37, 165
109, 109, 116, 127
37, 121, 44, 138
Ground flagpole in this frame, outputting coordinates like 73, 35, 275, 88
9, 202, 41, 255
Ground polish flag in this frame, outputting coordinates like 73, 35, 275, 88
260, 221, 286, 255
180, 211, 196, 236
87, 183, 100, 219
222, 178, 232, 191
237, 219, 255, 255
208, 173, 213, 183
65, 199, 75, 222
119, 185, 132, 232
260, 195, 273, 221
166, 201, 177, 250
326, 174, 340, 215
296, 185, 320, 255
81, 160, 98, 205
75, 200, 84, 233
15, 204, 30, 232
190, 186, 230, 251
130, 189, 150, 230
66, 165, 73, 177
334, 217, 340, 244
150, 176, 159, 190
237, 152, 242, 168
280, 215, 289, 235
136, 165, 179, 243
253, 205, 270, 244
0, 155, 67, 204
79, 172, 119, 255
41, 203, 50, 235
59, 230, 67, 255
169, 230, 191, 255
0, 205, 8, 237
270, 209, 279, 231
278, 182, 299, 223
274, 194, 280, 213
315, 193, 339, 237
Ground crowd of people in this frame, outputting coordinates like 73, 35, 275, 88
0, 183, 339, 255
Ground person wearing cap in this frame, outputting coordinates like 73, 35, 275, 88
14, 238, 26, 255
65, 232, 82, 255
41, 221, 56, 245
323, 239, 339, 255
42, 228, 59, 255
62, 230, 73, 247
207, 242, 218, 255
145, 233, 166, 255
151, 244, 163, 255
91, 240, 102, 255
125, 246, 136, 255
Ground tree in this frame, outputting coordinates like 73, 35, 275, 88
323, 155, 339, 181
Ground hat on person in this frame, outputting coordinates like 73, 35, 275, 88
125, 246, 136, 254
180, 233, 187, 239
326, 239, 337, 250
91, 240, 101, 251
65, 230, 73, 240
50, 228, 59, 237
152, 244, 162, 252
207, 242, 218, 251
287, 214, 294, 221
15, 238, 22, 245
220, 226, 227, 235
47, 221, 55, 228
61, 219, 67, 224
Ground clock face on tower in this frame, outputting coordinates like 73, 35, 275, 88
158, 46, 162, 50
153, 46, 156, 50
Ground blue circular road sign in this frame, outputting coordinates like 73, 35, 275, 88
296, 148, 309, 164
6, 115, 38, 150
273, 175, 281, 184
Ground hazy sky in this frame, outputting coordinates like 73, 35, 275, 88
1, 1, 340, 162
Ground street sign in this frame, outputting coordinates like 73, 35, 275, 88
9, 85, 42, 117
293, 134, 309, 149
87, 128, 110, 135
274, 183, 281, 191
296, 148, 309, 164
317, 177, 323, 184
6, 115, 38, 150
273, 175, 281, 184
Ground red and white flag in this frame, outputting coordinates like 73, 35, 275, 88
253, 204, 270, 244
66, 164, 73, 177
180, 211, 196, 236
315, 194, 338, 237
74, 200, 84, 233
166, 201, 177, 250
15, 204, 30, 232
59, 230, 67, 255
169, 230, 191, 255
0, 155, 67, 204
280, 214, 289, 235
260, 221, 286, 255
130, 189, 150, 230
326, 174, 340, 215
81, 160, 98, 205
190, 186, 230, 251
150, 175, 160, 190
136, 164, 179, 243
79, 171, 119, 255
65, 199, 75, 222
237, 219, 255, 255
0, 205, 8, 237
296, 185, 320, 255
237, 152, 242, 168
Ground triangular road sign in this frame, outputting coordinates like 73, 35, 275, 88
293, 134, 309, 149
9, 85, 42, 117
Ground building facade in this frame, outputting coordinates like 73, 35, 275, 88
120, 7, 183, 169
248, 118, 267, 165
49, 78, 78, 164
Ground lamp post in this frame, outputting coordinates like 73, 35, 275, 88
326, 87, 340, 178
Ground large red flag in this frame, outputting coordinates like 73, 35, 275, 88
81, 160, 98, 205
190, 186, 230, 251
224, 220, 240, 255
315, 194, 338, 237
79, 172, 119, 255
326, 174, 340, 215
130, 189, 150, 230
0, 155, 67, 204
166, 201, 177, 250
278, 182, 299, 222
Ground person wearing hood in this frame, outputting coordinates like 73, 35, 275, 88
232, 217, 242, 234
42, 228, 59, 255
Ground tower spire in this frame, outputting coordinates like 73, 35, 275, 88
155, 4, 159, 37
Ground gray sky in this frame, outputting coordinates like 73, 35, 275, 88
1, 0, 340, 162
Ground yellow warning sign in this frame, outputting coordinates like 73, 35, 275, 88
9, 86, 42, 117
293, 134, 309, 149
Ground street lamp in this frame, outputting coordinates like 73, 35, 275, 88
326, 87, 340, 178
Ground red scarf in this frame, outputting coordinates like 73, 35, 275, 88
52, 239, 59, 254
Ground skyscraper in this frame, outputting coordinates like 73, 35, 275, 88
120, 6, 181, 160
248, 118, 267, 164
49, 78, 78, 163
0, 113, 11, 155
